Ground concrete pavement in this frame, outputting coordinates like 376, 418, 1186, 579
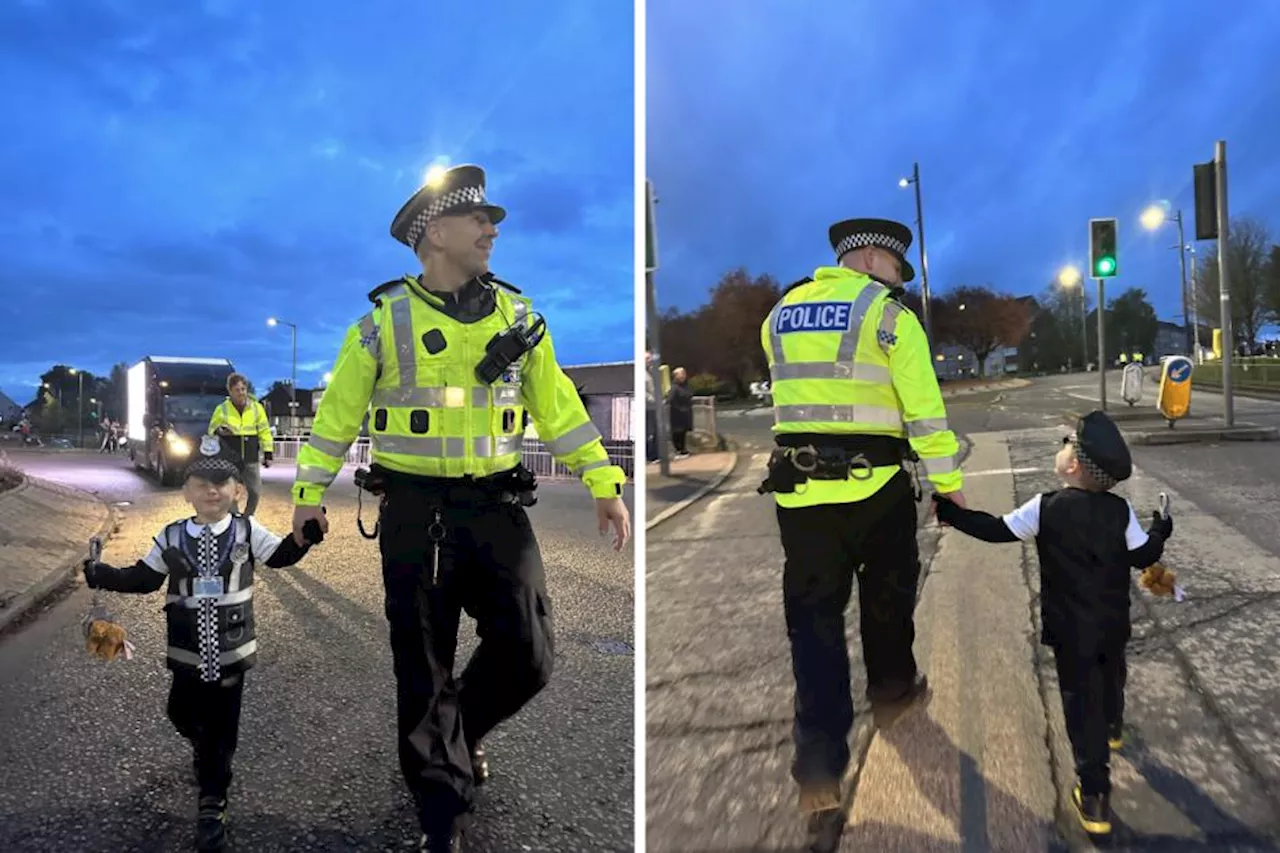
0, 451, 635, 852
647, 374, 1280, 851
645, 451, 739, 528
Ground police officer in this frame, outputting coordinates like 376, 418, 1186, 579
207, 372, 274, 515
289, 164, 631, 851
758, 217, 965, 846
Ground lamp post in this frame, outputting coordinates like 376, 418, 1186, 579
898, 162, 933, 345
267, 317, 298, 433
1140, 204, 1196, 356
68, 368, 85, 447
1058, 265, 1088, 370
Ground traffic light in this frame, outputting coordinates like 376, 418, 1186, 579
1089, 218, 1118, 278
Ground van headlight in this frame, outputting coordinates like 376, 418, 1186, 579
166, 431, 192, 457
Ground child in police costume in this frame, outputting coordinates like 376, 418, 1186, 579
932, 410, 1173, 838
82, 434, 323, 851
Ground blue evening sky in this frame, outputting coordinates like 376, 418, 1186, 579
647, 0, 1280, 330
0, 0, 633, 405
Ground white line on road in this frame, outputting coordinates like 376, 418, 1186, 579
963, 467, 1045, 477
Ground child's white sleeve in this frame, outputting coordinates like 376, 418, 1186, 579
141, 529, 170, 573
1124, 500, 1150, 549
1001, 494, 1042, 542
249, 517, 285, 563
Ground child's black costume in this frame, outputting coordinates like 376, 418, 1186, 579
933, 411, 1172, 835
82, 435, 321, 850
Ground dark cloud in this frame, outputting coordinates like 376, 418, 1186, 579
647, 0, 1280, 328
0, 0, 634, 399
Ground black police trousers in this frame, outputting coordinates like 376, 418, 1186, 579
379, 486, 555, 834
775, 469, 921, 785
167, 670, 245, 799
1052, 639, 1127, 796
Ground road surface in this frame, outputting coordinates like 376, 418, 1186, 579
0, 451, 635, 852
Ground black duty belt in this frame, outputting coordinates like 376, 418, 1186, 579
758, 434, 917, 495
353, 463, 539, 540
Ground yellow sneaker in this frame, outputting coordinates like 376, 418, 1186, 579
1072, 783, 1112, 836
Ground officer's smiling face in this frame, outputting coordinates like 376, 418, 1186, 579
431, 210, 498, 277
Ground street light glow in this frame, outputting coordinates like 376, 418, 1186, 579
898, 177, 910, 188
1058, 265, 1083, 287
424, 164, 448, 187
267, 317, 278, 327
323, 371, 333, 384
1140, 204, 1166, 232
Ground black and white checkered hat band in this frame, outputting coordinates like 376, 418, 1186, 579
405, 185, 487, 248
835, 231, 908, 259
187, 457, 240, 480
1070, 439, 1117, 489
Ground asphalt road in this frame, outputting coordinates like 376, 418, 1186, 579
0, 451, 635, 852
649, 375, 1280, 851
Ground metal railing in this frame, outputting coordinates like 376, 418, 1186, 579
692, 396, 718, 437
270, 436, 634, 481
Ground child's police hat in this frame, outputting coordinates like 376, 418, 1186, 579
184, 435, 245, 484
1069, 410, 1132, 487
390, 164, 506, 251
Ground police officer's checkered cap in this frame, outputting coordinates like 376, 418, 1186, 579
404, 185, 488, 249
1067, 437, 1118, 490
835, 230, 910, 260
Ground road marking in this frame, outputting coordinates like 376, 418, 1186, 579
964, 467, 1044, 477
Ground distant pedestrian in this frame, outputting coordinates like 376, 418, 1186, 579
81, 435, 323, 851
933, 410, 1173, 839
667, 366, 693, 459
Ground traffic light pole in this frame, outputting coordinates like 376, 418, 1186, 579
1096, 278, 1106, 410
645, 180, 670, 478
1215, 140, 1234, 427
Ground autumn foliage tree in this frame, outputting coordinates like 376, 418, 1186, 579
932, 286, 1032, 373
658, 268, 782, 396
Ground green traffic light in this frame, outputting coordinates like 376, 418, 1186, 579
1095, 257, 1116, 276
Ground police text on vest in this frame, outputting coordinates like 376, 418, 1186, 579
775, 302, 853, 334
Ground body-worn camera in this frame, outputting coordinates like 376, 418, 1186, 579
475, 315, 546, 385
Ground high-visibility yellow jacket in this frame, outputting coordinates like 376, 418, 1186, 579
207, 397, 273, 462
292, 274, 625, 506
760, 266, 962, 508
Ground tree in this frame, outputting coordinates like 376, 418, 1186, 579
37, 365, 101, 430
658, 268, 782, 397
1107, 288, 1158, 358
102, 362, 129, 422
1267, 244, 1280, 319
933, 286, 1032, 375
1193, 216, 1275, 350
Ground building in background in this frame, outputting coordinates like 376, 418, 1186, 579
558, 360, 633, 441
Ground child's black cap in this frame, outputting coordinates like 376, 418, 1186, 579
1072, 410, 1132, 487
184, 435, 245, 484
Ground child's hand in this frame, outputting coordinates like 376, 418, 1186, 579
82, 560, 103, 589
1151, 510, 1173, 539
931, 492, 963, 526
301, 518, 325, 545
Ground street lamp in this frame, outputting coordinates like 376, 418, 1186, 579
322, 371, 333, 386
267, 317, 298, 433
68, 368, 84, 447
897, 162, 933, 345
1140, 203, 1196, 358
1058, 265, 1089, 370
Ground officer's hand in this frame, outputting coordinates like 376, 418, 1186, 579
595, 497, 630, 552
292, 505, 328, 547
215, 425, 234, 437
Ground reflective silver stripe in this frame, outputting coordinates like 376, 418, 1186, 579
493, 384, 520, 405
372, 435, 467, 457
575, 458, 612, 475
774, 404, 904, 427
767, 303, 786, 366
836, 283, 887, 362
357, 312, 380, 359
922, 455, 959, 477
168, 639, 257, 667
475, 435, 523, 457
513, 299, 529, 327
297, 464, 336, 485
770, 362, 892, 383
165, 588, 254, 609
544, 421, 601, 456
307, 433, 350, 457
906, 418, 951, 438
389, 294, 416, 389
373, 387, 451, 408
878, 300, 904, 352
